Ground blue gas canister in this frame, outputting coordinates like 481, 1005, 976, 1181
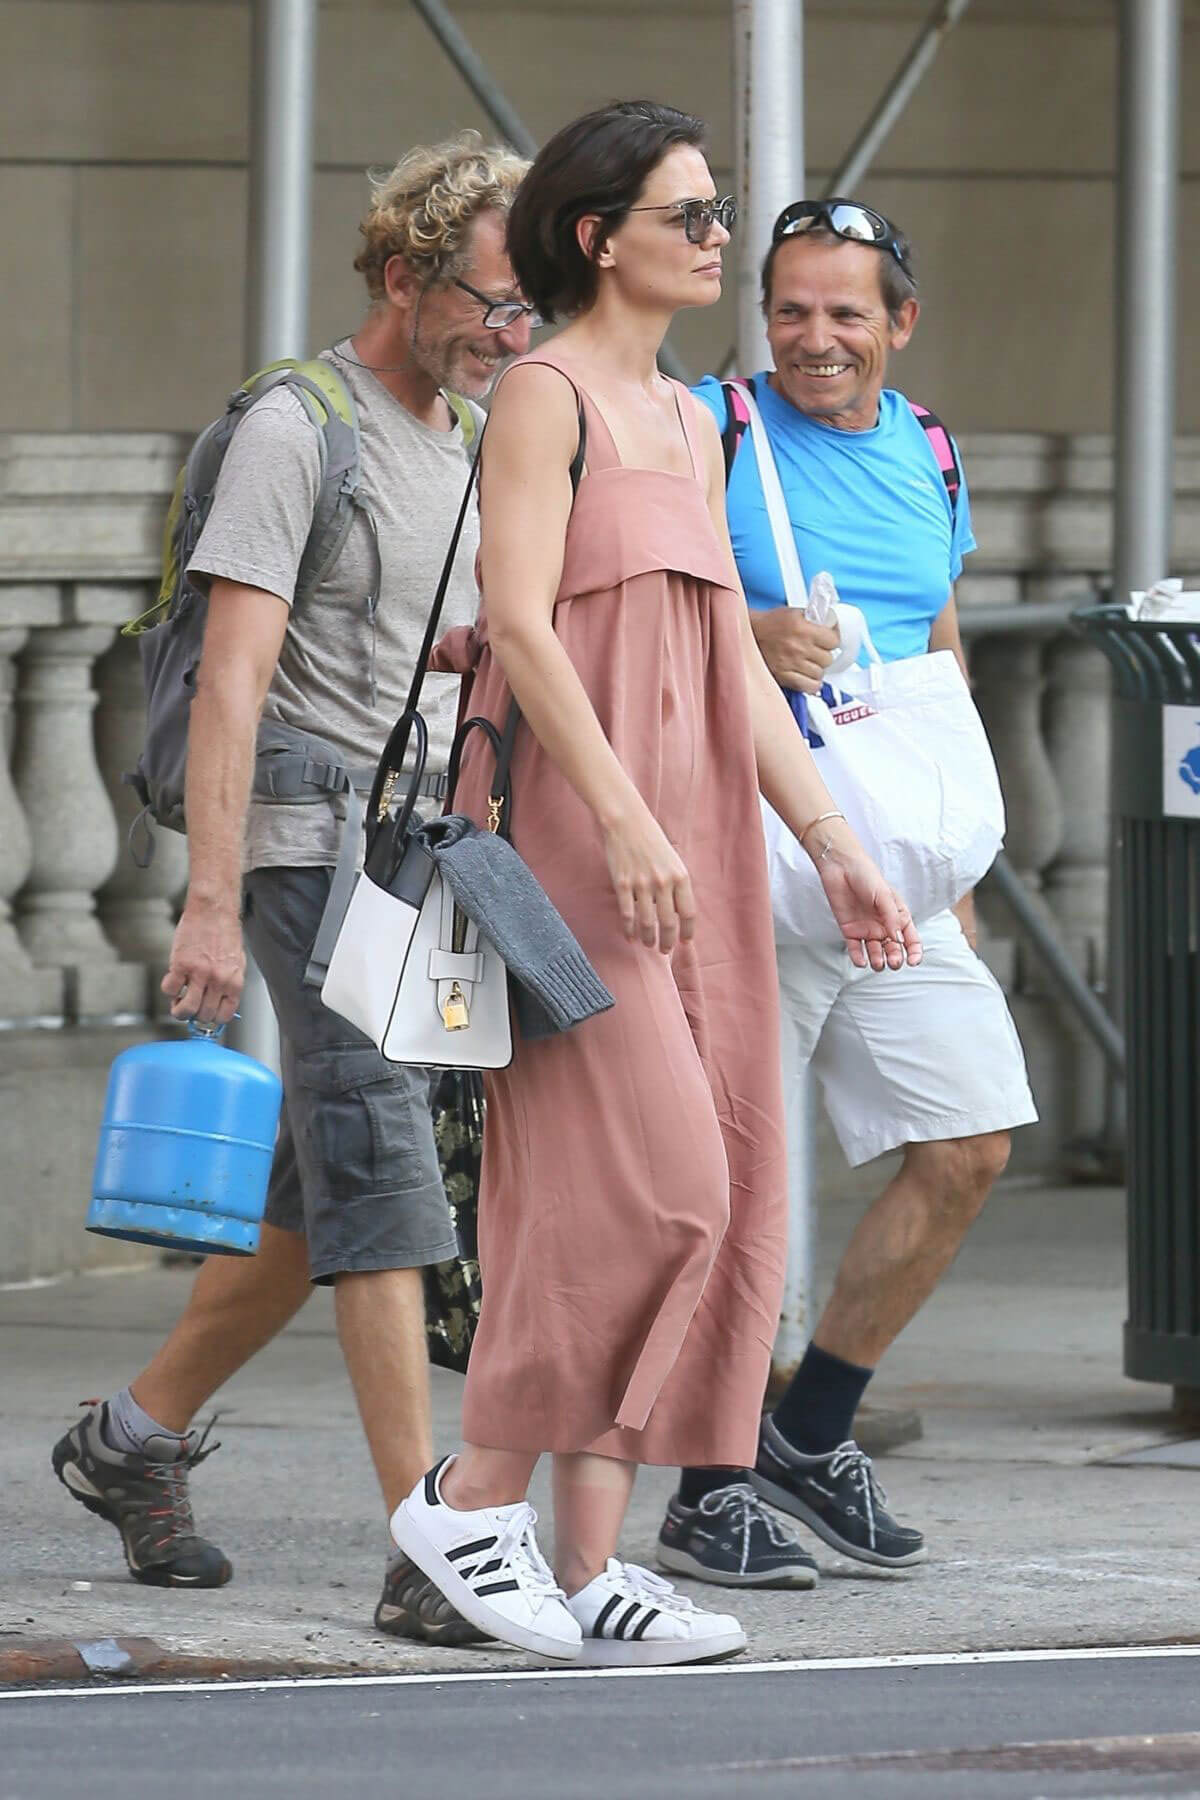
87, 1025, 282, 1257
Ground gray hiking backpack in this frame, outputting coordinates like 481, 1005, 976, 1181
123, 354, 477, 864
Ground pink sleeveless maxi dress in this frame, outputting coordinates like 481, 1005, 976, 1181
440, 350, 788, 1469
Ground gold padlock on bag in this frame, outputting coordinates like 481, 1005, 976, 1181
441, 982, 470, 1032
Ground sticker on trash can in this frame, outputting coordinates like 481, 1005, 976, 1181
1163, 705, 1200, 816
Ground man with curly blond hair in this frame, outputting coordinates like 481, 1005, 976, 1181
52, 134, 534, 1646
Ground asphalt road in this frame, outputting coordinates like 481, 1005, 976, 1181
4, 1651, 1200, 1800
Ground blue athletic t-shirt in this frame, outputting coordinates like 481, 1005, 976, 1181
693, 374, 976, 664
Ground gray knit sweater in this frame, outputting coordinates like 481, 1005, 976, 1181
412, 814, 615, 1041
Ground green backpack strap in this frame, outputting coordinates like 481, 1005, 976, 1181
446, 391, 478, 446
287, 358, 367, 609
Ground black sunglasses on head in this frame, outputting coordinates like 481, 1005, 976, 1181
772, 199, 911, 274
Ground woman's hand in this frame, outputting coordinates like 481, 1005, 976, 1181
602, 803, 696, 953
817, 845, 923, 971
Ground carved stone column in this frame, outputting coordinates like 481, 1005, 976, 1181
973, 634, 1064, 887
1042, 632, 1113, 1147
0, 626, 62, 1023
14, 623, 118, 963
12, 623, 146, 1017
971, 632, 1066, 1171
1043, 635, 1111, 970
94, 620, 188, 967
0, 628, 32, 960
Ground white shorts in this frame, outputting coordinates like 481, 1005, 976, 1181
776, 910, 1038, 1168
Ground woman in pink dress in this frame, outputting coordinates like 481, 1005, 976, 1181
393, 101, 922, 1666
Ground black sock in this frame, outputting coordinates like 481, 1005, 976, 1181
771, 1343, 874, 1456
677, 1465, 745, 1508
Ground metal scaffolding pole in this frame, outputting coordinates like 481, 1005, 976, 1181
235, 0, 318, 1072
245, 0, 318, 368
732, 0, 805, 375
732, 0, 813, 1377
1106, 0, 1181, 1151
1113, 0, 1179, 611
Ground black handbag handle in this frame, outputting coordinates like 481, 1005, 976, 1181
366, 707, 428, 862
445, 711, 517, 841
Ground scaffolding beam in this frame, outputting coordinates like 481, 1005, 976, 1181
829, 0, 971, 196
410, 0, 538, 157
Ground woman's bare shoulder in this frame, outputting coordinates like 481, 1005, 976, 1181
487, 357, 580, 459
493, 355, 580, 414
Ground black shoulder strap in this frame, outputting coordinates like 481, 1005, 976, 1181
374, 395, 587, 843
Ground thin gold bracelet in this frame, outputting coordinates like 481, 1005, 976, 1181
798, 807, 846, 845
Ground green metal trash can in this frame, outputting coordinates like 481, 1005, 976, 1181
1076, 604, 1200, 1402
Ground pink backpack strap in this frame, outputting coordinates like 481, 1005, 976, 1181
908, 401, 960, 517
720, 377, 754, 484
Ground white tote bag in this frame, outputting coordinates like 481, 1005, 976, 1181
737, 381, 1005, 943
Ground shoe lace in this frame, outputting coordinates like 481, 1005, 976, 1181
143, 1415, 222, 1545
827, 1441, 885, 1548
614, 1561, 697, 1618
490, 1504, 566, 1607
698, 1481, 797, 1560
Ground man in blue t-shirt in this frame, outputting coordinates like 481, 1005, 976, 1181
655, 201, 1036, 1594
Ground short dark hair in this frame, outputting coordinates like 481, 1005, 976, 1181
506, 100, 708, 323
761, 217, 918, 323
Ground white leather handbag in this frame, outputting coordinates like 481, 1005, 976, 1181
320, 720, 514, 1068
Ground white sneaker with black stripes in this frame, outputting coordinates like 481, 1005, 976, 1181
390, 1456, 581, 1661
567, 1558, 746, 1667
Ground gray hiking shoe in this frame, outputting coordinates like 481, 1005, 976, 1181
52, 1402, 232, 1588
375, 1551, 492, 1648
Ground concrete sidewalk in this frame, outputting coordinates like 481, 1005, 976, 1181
3, 1178, 1198, 1679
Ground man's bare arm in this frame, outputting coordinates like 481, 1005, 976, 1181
162, 580, 289, 1024
929, 587, 969, 681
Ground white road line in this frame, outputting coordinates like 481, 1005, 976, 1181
3, 1643, 1200, 1701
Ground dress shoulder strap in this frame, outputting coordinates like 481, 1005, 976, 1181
669, 379, 709, 484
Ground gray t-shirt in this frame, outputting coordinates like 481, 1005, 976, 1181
187, 343, 482, 871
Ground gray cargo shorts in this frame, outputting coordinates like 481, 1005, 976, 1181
242, 866, 459, 1284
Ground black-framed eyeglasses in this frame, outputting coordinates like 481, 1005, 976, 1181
452, 278, 541, 330
626, 195, 738, 246
772, 198, 911, 274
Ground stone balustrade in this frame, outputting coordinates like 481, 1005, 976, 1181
1, 429, 1198, 1276
0, 436, 191, 1032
